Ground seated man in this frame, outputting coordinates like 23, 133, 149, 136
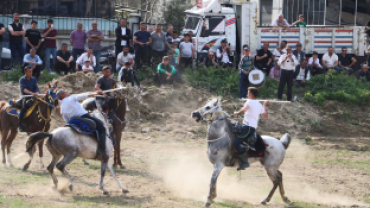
308, 51, 324, 75
294, 59, 311, 87
56, 43, 74, 75
95, 66, 115, 116
82, 60, 94, 73
23, 48, 43, 80
356, 64, 370, 81
321, 47, 338, 72
337, 47, 356, 74
118, 61, 140, 88
157, 56, 176, 88
18, 66, 40, 132
216, 39, 234, 69
75, 48, 96, 71
203, 51, 218, 68
56, 89, 108, 158
116, 46, 134, 71
233, 87, 269, 171
255, 42, 273, 74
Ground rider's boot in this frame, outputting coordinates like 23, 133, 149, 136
236, 152, 250, 171
17, 104, 27, 132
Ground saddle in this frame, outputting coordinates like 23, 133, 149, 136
5, 99, 39, 119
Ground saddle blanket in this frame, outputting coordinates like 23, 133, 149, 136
5, 101, 38, 118
247, 150, 265, 158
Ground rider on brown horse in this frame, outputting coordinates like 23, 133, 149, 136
18, 66, 40, 132
95, 66, 115, 118
56, 89, 109, 158
233, 87, 269, 171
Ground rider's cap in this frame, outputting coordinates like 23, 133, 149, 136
56, 89, 65, 100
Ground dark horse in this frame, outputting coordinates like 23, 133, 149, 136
0, 82, 58, 169
82, 82, 127, 169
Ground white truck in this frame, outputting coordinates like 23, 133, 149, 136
183, 0, 366, 61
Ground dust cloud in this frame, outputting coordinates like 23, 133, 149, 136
150, 137, 365, 207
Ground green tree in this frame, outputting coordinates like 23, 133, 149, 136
163, 0, 193, 32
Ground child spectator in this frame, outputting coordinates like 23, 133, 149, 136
157, 56, 177, 88
292, 14, 307, 28
238, 45, 253, 98
82, 60, 94, 73
179, 33, 194, 73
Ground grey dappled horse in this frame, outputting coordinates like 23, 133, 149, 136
191, 99, 291, 207
25, 109, 129, 195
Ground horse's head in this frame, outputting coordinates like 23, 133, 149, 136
192, 99, 222, 122
45, 82, 59, 107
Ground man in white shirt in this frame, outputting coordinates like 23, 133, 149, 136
273, 14, 290, 28
216, 39, 234, 68
116, 46, 134, 70
272, 40, 287, 63
294, 59, 310, 87
233, 87, 269, 171
57, 89, 108, 158
75, 48, 96, 71
308, 51, 324, 75
277, 45, 298, 101
321, 47, 338, 72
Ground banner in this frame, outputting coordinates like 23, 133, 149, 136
196, 0, 203, 9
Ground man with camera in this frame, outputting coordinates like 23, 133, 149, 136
277, 45, 298, 101
216, 39, 234, 69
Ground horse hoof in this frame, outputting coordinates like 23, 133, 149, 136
52, 184, 58, 190
120, 164, 126, 169
82, 159, 89, 165
9, 163, 14, 168
122, 188, 129, 194
69, 183, 73, 191
261, 200, 267, 205
23, 164, 29, 171
204, 202, 211, 207
2, 164, 7, 169
284, 197, 291, 204
102, 190, 109, 195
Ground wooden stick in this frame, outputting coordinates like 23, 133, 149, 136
21, 94, 46, 98
240, 99, 291, 103
101, 87, 126, 93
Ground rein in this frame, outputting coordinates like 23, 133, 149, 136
37, 92, 57, 132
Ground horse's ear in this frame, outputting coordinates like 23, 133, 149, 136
214, 99, 218, 106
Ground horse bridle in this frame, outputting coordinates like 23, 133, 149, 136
198, 107, 227, 122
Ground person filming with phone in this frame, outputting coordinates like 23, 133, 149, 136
216, 39, 234, 69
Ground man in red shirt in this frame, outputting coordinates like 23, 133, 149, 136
43, 19, 58, 73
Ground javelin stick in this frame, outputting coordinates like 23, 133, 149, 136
21, 94, 46, 98
240, 99, 291, 103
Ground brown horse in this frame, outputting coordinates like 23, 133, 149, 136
0, 82, 58, 169
82, 84, 127, 169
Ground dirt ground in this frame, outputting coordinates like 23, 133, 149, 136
0, 73, 370, 208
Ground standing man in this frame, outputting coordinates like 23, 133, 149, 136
70, 22, 87, 71
8, 13, 26, 66
255, 42, 273, 74
25, 20, 42, 55
43, 19, 58, 73
56, 43, 74, 75
233, 87, 269, 170
292, 43, 305, 63
87, 21, 104, 72
238, 45, 254, 99
337, 47, 356, 74
115, 18, 132, 67
23, 48, 43, 80
165, 24, 174, 50
95, 66, 115, 117
18, 66, 40, 132
277, 45, 298, 101
151, 24, 167, 61
321, 47, 338, 72
216, 39, 234, 68
133, 22, 152, 70
0, 21, 5, 69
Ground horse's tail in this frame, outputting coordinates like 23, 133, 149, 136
25, 132, 52, 154
280, 133, 291, 150
0, 101, 8, 132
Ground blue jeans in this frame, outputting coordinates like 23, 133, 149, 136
93, 50, 101, 73
45, 47, 57, 73
335, 66, 353, 74
233, 125, 255, 154
72, 48, 85, 72
0, 42, 2, 69
239, 72, 249, 98
10, 43, 24, 67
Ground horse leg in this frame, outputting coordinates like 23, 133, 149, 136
56, 155, 77, 191
112, 133, 117, 168
278, 171, 290, 203
261, 169, 282, 205
5, 130, 17, 168
107, 163, 129, 193
205, 162, 224, 208
37, 139, 45, 170
99, 157, 109, 195
1, 129, 9, 168
115, 131, 126, 169
45, 139, 62, 189
82, 158, 89, 165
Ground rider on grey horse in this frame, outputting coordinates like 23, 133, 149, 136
95, 66, 115, 118
233, 87, 269, 171
56, 89, 109, 158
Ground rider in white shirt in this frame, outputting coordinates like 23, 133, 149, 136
233, 87, 269, 171
57, 89, 109, 158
